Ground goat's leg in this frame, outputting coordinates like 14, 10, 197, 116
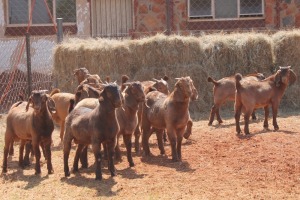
183, 119, 193, 139
208, 104, 216, 125
63, 139, 72, 177
103, 143, 108, 160
272, 103, 279, 131
234, 103, 242, 134
107, 140, 117, 177
79, 146, 88, 168
167, 127, 179, 162
23, 141, 31, 166
251, 109, 257, 120
244, 111, 252, 135
215, 106, 223, 124
2, 134, 13, 173
176, 129, 185, 160
92, 143, 102, 180
32, 138, 41, 175
18, 140, 26, 168
60, 121, 65, 141
155, 129, 165, 155
73, 144, 85, 173
141, 122, 152, 156
134, 126, 141, 153
263, 106, 269, 129
115, 135, 121, 161
44, 139, 53, 174
123, 134, 134, 167
9, 140, 14, 156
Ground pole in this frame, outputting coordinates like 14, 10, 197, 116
57, 18, 63, 43
25, 33, 32, 97
166, 0, 171, 35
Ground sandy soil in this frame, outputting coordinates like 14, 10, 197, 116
0, 110, 300, 200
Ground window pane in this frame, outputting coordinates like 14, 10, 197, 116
8, 0, 28, 24
189, 0, 211, 17
215, 0, 237, 18
56, 0, 76, 23
240, 0, 262, 14
32, 0, 53, 24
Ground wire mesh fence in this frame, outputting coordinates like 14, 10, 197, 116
0, 0, 298, 113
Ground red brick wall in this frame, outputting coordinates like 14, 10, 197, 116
133, 0, 299, 34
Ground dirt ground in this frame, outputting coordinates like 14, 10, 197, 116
0, 109, 300, 200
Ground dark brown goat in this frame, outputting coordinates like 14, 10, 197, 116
234, 66, 297, 135
2, 90, 56, 174
142, 76, 198, 161
115, 81, 145, 167
207, 73, 265, 125
63, 82, 123, 180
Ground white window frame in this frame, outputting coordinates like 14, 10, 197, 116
6, 0, 76, 27
188, 0, 264, 21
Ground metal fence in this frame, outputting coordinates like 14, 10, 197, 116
0, 0, 295, 113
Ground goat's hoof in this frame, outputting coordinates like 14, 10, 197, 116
208, 122, 213, 126
129, 162, 135, 167
35, 171, 41, 175
160, 150, 165, 155
72, 168, 79, 173
81, 164, 88, 169
274, 127, 279, 131
2, 169, 7, 174
95, 175, 102, 180
110, 171, 117, 177
65, 171, 70, 177
171, 158, 180, 162
48, 169, 54, 174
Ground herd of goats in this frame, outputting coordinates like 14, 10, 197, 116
1, 65, 297, 180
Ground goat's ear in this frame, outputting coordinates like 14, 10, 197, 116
289, 69, 297, 86
47, 97, 56, 114
25, 97, 32, 111
163, 75, 169, 81
98, 96, 104, 102
275, 71, 281, 87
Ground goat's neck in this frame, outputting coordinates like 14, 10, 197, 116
97, 100, 116, 117
33, 105, 52, 125
124, 91, 139, 112
170, 87, 190, 103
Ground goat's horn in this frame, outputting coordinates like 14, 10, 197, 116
175, 78, 181, 80
152, 78, 159, 82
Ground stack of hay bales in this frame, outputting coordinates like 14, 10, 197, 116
273, 30, 300, 109
53, 33, 275, 114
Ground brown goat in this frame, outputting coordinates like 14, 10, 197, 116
234, 66, 297, 135
50, 89, 75, 141
115, 81, 145, 167
207, 73, 265, 125
63, 82, 123, 180
73, 67, 102, 85
2, 90, 56, 174
134, 75, 170, 152
142, 76, 198, 161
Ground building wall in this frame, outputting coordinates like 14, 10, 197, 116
134, 0, 300, 34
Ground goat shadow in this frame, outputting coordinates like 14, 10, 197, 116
140, 153, 195, 173
1, 164, 51, 189
61, 173, 118, 197
236, 128, 298, 140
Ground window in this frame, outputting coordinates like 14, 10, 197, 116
188, 0, 264, 20
7, 0, 76, 25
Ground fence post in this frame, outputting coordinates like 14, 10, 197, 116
25, 33, 32, 97
57, 18, 63, 43
166, 0, 171, 35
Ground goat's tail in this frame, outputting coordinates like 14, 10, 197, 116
235, 73, 243, 90
68, 99, 75, 113
49, 88, 60, 96
207, 76, 219, 86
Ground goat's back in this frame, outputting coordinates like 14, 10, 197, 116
51, 92, 75, 123
6, 102, 34, 140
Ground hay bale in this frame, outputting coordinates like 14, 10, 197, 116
53, 33, 274, 113
273, 30, 300, 108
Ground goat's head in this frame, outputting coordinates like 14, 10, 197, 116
26, 90, 56, 114
73, 67, 90, 84
123, 81, 145, 103
75, 84, 102, 103
99, 82, 123, 108
152, 76, 169, 95
174, 76, 198, 101
275, 66, 297, 87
